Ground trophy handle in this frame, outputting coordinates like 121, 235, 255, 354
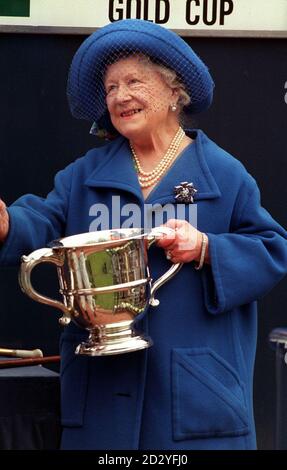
146, 227, 183, 307
19, 248, 71, 326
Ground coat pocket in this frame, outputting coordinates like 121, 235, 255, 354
60, 332, 89, 427
172, 348, 249, 440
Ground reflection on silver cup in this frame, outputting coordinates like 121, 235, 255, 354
19, 228, 182, 356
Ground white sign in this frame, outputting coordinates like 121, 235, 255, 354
1, 0, 287, 36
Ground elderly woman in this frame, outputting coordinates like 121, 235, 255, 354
0, 19, 287, 450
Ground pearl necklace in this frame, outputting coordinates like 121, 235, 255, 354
130, 127, 185, 188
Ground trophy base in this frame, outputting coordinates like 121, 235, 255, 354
75, 321, 152, 356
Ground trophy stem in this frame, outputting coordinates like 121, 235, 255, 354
75, 320, 152, 356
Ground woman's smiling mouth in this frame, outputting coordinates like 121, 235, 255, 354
120, 108, 143, 118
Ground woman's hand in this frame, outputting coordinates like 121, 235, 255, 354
0, 199, 10, 243
156, 219, 209, 265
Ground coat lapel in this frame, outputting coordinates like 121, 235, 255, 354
145, 130, 222, 205
84, 137, 143, 202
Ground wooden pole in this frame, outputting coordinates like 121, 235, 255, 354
0, 355, 60, 368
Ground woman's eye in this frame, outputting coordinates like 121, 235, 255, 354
106, 85, 117, 94
128, 78, 140, 86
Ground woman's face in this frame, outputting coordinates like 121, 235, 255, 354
104, 56, 176, 140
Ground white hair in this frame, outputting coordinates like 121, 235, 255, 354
138, 55, 191, 111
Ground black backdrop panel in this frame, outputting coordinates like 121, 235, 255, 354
0, 33, 286, 449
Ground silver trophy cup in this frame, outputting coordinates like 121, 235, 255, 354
19, 228, 182, 356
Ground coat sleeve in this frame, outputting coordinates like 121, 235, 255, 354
202, 177, 287, 315
0, 162, 74, 266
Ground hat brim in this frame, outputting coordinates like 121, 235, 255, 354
67, 19, 214, 123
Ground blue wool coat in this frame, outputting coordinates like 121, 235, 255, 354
1, 130, 287, 450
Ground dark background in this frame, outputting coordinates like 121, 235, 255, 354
0, 33, 286, 449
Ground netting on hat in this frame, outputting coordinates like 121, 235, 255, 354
67, 20, 214, 133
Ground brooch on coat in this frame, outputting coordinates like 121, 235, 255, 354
174, 182, 198, 204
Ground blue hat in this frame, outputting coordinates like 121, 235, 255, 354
67, 19, 214, 129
